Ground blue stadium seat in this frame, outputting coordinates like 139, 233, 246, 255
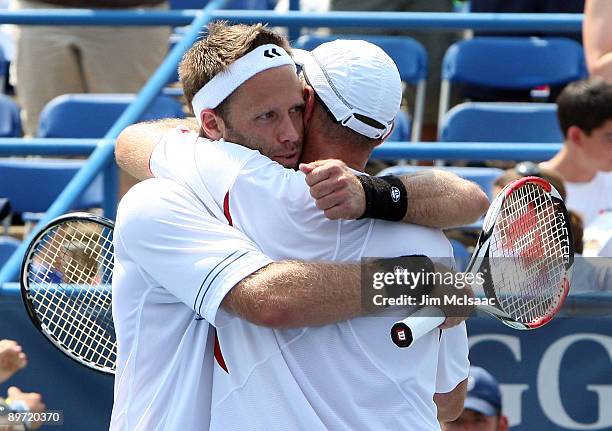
0, 94, 21, 137
0, 158, 103, 221
440, 102, 563, 143
37, 94, 185, 138
0, 236, 19, 268
438, 37, 587, 127
294, 34, 428, 141
378, 165, 503, 199
386, 111, 411, 143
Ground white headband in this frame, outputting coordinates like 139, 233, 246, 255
191, 44, 296, 124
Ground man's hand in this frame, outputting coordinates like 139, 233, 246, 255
299, 159, 365, 220
430, 263, 476, 330
0, 340, 27, 384
6, 387, 46, 430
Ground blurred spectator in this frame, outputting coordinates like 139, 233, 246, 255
329, 0, 459, 141
0, 340, 46, 430
493, 161, 566, 198
441, 366, 508, 431
539, 78, 612, 227
569, 211, 585, 255
582, 211, 612, 257
0, 340, 26, 384
584, 0, 612, 82
0, 387, 46, 430
598, 234, 612, 257
11, 0, 171, 137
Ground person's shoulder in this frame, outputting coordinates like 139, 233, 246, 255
120, 177, 188, 202
162, 125, 199, 144
116, 178, 201, 229
601, 170, 612, 184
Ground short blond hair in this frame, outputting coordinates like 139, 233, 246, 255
179, 21, 292, 116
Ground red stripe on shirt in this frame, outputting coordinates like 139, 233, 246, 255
223, 192, 233, 226
214, 329, 229, 373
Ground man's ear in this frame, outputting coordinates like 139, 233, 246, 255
303, 85, 316, 126
378, 121, 395, 146
200, 109, 224, 140
567, 125, 585, 148
498, 415, 509, 431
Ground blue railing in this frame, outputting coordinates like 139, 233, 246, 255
0, 10, 587, 290
0, 10, 583, 31
0, 140, 562, 160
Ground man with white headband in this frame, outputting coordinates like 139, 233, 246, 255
112, 22, 483, 430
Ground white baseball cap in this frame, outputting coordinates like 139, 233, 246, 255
293, 39, 402, 139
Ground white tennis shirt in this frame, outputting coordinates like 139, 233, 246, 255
565, 171, 612, 227
111, 178, 274, 431
119, 127, 469, 430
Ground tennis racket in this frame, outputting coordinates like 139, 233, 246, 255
20, 212, 116, 374
391, 176, 574, 348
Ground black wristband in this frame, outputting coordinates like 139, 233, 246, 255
357, 175, 408, 221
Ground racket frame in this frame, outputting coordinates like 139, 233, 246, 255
391, 177, 574, 347
20, 212, 116, 375
468, 176, 573, 330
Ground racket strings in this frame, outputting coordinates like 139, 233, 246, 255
490, 184, 571, 325
36, 228, 114, 330
29, 247, 115, 366
30, 240, 115, 360
26, 220, 116, 371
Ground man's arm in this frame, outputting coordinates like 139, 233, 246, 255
434, 379, 468, 423
584, 0, 612, 82
300, 160, 489, 228
229, 258, 472, 329
115, 118, 199, 181
224, 260, 362, 328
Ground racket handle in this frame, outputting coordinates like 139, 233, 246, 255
390, 306, 446, 348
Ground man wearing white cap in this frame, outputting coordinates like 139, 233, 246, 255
113, 22, 480, 430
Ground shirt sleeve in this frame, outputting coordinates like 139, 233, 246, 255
114, 177, 273, 326
435, 322, 470, 393
149, 126, 199, 181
